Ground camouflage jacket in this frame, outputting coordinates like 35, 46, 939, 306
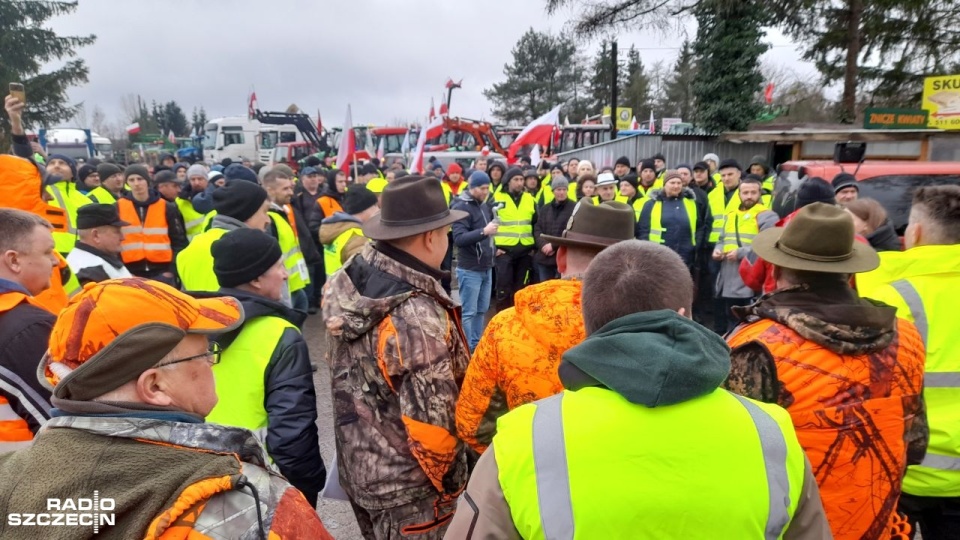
0, 414, 331, 540
322, 242, 470, 510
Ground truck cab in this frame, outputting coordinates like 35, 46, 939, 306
202, 117, 260, 164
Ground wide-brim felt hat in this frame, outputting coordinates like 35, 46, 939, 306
363, 175, 468, 241
752, 202, 879, 273
541, 199, 636, 250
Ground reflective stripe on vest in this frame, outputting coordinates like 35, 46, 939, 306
891, 278, 960, 477
494, 192, 536, 247
269, 212, 309, 292
731, 394, 791, 539
118, 198, 173, 264
708, 186, 740, 244
721, 205, 767, 253
525, 391, 794, 540
648, 198, 698, 247
176, 198, 208, 241
47, 184, 79, 254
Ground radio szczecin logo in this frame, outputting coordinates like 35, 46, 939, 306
7, 491, 115, 534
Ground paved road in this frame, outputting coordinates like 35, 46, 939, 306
307, 313, 364, 540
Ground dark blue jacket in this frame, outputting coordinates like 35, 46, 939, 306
451, 191, 496, 271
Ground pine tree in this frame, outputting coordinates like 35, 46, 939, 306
692, 0, 769, 131
0, 0, 95, 149
483, 28, 585, 123
586, 42, 627, 115
163, 101, 188, 137
659, 41, 697, 120
621, 47, 652, 121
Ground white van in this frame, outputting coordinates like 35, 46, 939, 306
203, 117, 260, 164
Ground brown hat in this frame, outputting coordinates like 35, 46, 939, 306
541, 200, 636, 250
362, 175, 468, 240
752, 202, 879, 273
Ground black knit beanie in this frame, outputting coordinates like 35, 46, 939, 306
342, 186, 378, 215
97, 163, 122, 179
211, 228, 283, 288
796, 177, 837, 209
620, 173, 640, 190
124, 164, 151, 181
212, 180, 268, 222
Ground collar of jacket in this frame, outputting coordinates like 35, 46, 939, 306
0, 277, 30, 296
41, 413, 270, 467
736, 283, 896, 355
374, 240, 446, 282
50, 397, 204, 422
211, 213, 247, 231
74, 241, 126, 270
559, 310, 731, 407
124, 191, 161, 207
213, 287, 306, 349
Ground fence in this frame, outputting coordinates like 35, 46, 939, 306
554, 134, 772, 170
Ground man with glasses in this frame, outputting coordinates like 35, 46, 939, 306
206, 227, 326, 508
0, 277, 332, 538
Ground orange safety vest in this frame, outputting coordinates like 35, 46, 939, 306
0, 292, 50, 448
728, 317, 925, 540
118, 198, 173, 264
283, 204, 299, 239
318, 195, 343, 218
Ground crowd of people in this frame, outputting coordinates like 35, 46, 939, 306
0, 89, 959, 540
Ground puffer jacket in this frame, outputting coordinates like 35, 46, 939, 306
725, 284, 927, 539
322, 242, 470, 510
866, 219, 902, 252
532, 198, 575, 266
0, 411, 332, 539
451, 191, 496, 271
456, 279, 585, 453
212, 288, 325, 508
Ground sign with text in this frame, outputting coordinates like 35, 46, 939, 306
922, 74, 960, 130
863, 108, 929, 130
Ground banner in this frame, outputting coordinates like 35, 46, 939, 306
602, 107, 634, 130
922, 74, 960, 130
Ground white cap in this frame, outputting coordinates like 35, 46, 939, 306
207, 170, 224, 181
596, 172, 617, 186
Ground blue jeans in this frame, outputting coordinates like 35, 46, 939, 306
456, 267, 492, 351
535, 263, 559, 282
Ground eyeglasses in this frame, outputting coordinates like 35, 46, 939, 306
156, 342, 222, 369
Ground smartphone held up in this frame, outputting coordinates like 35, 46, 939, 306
9, 83, 26, 105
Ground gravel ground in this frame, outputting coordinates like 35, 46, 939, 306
307, 313, 364, 540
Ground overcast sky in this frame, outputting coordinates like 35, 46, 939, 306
46, 0, 816, 129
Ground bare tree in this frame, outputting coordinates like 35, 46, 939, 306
119, 93, 140, 123
71, 104, 89, 128
91, 105, 108, 134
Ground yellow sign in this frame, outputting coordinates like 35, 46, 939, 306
922, 74, 960, 130
602, 106, 633, 130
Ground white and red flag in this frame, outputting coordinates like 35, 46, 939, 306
648, 109, 656, 134
630, 116, 640, 130
507, 104, 562, 161
429, 97, 436, 121
125, 122, 141, 135
335, 104, 355, 171
409, 116, 444, 174
248, 91, 258, 120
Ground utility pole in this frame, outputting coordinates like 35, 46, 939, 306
610, 41, 619, 139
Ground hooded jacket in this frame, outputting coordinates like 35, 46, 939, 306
447, 310, 832, 539
212, 288, 326, 507
451, 191, 496, 271
532, 197, 575, 266
456, 279, 585, 453
322, 242, 470, 510
0, 411, 332, 539
319, 212, 368, 268
726, 285, 927, 539
317, 172, 344, 218
292, 181, 324, 248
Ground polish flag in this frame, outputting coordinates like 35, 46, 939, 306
429, 97, 436, 121
530, 144, 541, 167
648, 110, 656, 134
508, 104, 562, 161
335, 104, 355, 171
630, 116, 640, 130
764, 83, 775, 105
168, 130, 176, 145
126, 122, 141, 135
409, 116, 445, 174
316, 109, 323, 133
376, 135, 385, 161
439, 99, 449, 117
445, 78, 463, 90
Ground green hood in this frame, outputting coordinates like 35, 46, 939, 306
559, 310, 731, 407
